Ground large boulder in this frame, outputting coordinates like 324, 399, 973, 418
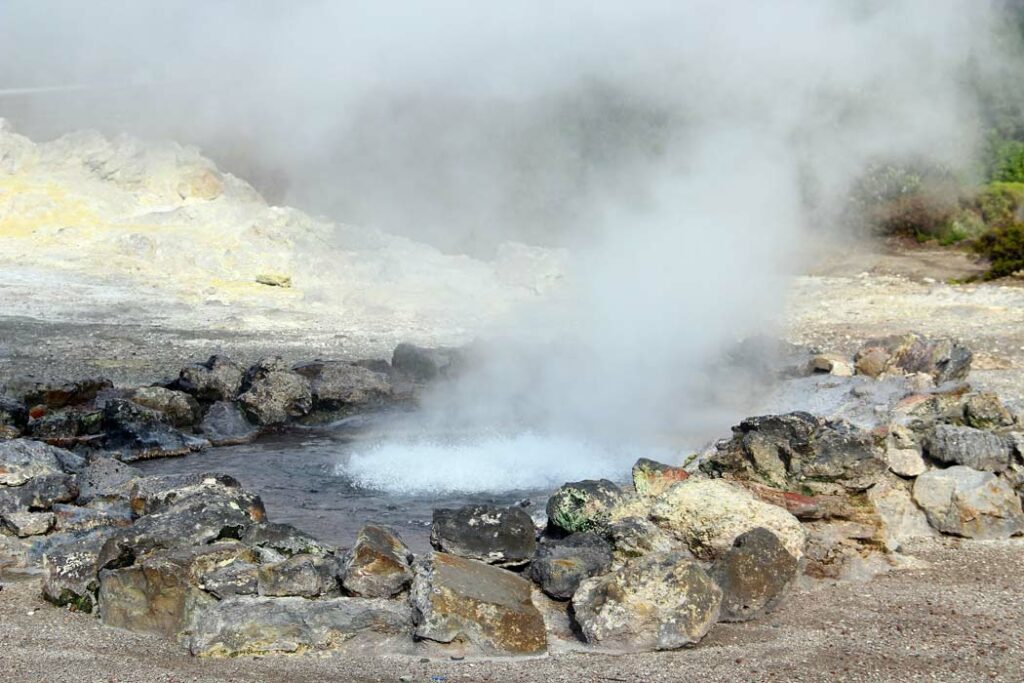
177, 355, 244, 403
923, 424, 1012, 473
257, 553, 340, 598
292, 360, 392, 413
649, 479, 806, 560
853, 333, 972, 384
128, 472, 263, 518
632, 458, 689, 497
41, 528, 120, 612
0, 510, 55, 536
130, 386, 200, 428
0, 473, 79, 513
196, 401, 259, 446
867, 478, 936, 551
410, 551, 546, 656
75, 457, 141, 505
237, 357, 312, 425
529, 532, 612, 600
572, 552, 721, 652
430, 504, 536, 567
13, 377, 111, 409
546, 479, 624, 533
186, 596, 412, 657
0, 439, 71, 485
709, 528, 798, 623
101, 399, 208, 461
912, 466, 1024, 539
339, 524, 414, 598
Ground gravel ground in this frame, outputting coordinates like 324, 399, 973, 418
1, 538, 1022, 683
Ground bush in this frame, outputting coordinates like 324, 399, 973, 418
975, 223, 1024, 279
984, 134, 1024, 183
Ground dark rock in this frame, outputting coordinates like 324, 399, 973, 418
75, 457, 141, 505
101, 399, 208, 461
546, 479, 624, 533
529, 532, 612, 600
257, 553, 340, 598
177, 355, 244, 403
632, 458, 689, 497
237, 357, 312, 425
196, 401, 259, 446
430, 504, 536, 567
924, 424, 1012, 473
41, 528, 120, 612
0, 439, 72, 485
130, 386, 201, 427
854, 333, 972, 384
292, 360, 392, 412
605, 517, 683, 562
27, 409, 83, 440
962, 392, 1015, 429
0, 395, 27, 434
572, 552, 722, 651
12, 377, 112, 409
411, 551, 547, 656
0, 473, 79, 513
391, 343, 460, 383
340, 524, 414, 598
240, 522, 332, 559
193, 558, 259, 599
710, 527, 798, 623
128, 472, 263, 518
51, 503, 132, 533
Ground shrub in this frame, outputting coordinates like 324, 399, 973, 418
983, 134, 1024, 183
975, 223, 1024, 279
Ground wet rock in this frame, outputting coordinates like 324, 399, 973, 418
0, 473, 79, 513
709, 528, 798, 623
237, 357, 312, 425
546, 479, 624, 534
75, 457, 141, 505
962, 392, 1015, 430
0, 439, 70, 485
701, 412, 887, 492
430, 504, 536, 567
912, 466, 1024, 539
0, 510, 55, 536
292, 360, 392, 412
128, 472, 263, 518
411, 551, 546, 655
923, 424, 1012, 473
130, 386, 200, 427
867, 478, 936, 551
241, 522, 332, 559
605, 517, 683, 563
391, 343, 459, 382
177, 355, 244, 403
101, 399, 208, 461
186, 595, 412, 657
257, 553, 340, 598
854, 333, 972, 384
340, 524, 414, 598
650, 479, 806, 560
196, 401, 259, 446
41, 528, 120, 612
572, 552, 721, 652
529, 532, 612, 600
632, 458, 689, 497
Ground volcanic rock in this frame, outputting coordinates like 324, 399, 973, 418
196, 401, 259, 446
0, 473, 79, 513
101, 398, 208, 461
75, 456, 141, 505
128, 472, 262, 518
0, 395, 27, 436
130, 386, 201, 427
241, 522, 333, 559
237, 357, 312, 425
709, 527, 798, 623
546, 479, 624, 533
912, 466, 1024, 539
177, 355, 244, 403
881, 424, 927, 477
257, 553, 340, 598
391, 343, 459, 382
962, 392, 1015, 429
853, 333, 972, 384
866, 477, 936, 551
41, 528, 120, 612
529, 532, 612, 600
51, 503, 133, 534
292, 360, 392, 412
194, 558, 260, 599
923, 424, 1012, 473
14, 377, 112, 409
0, 439, 71, 485
632, 458, 689, 497
605, 516, 684, 564
0, 510, 55, 536
809, 353, 854, 377
339, 524, 413, 598
430, 504, 536, 567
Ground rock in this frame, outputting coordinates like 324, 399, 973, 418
650, 479, 806, 560
177, 355, 244, 403
430, 504, 536, 567
572, 552, 721, 652
0, 396, 27, 435
41, 528, 120, 612
339, 524, 413, 598
130, 386, 200, 427
75, 457, 141, 505
27, 409, 84, 440
101, 399, 208, 461
923, 424, 1012, 473
0, 473, 79, 513
709, 528, 798, 623
854, 333, 972, 384
962, 392, 1015, 429
186, 595, 412, 657
292, 360, 392, 412
411, 551, 546, 656
882, 425, 927, 477
196, 401, 259, 445
0, 439, 71, 485
809, 353, 854, 377
237, 357, 312, 425
732, 480, 852, 520
128, 472, 263, 518
193, 558, 259, 599
546, 480, 624, 533
912, 466, 1024, 539
257, 553, 340, 598
0, 511, 55, 536
632, 458, 689, 497
529, 532, 612, 600
391, 343, 459, 382
51, 503, 132, 534
701, 412, 887, 492
867, 478, 936, 551
605, 517, 683, 563
241, 522, 332, 559
14, 377, 112, 409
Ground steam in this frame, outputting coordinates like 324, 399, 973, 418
1, 2, 1010, 490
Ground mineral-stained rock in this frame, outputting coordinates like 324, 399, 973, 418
237, 357, 312, 425
15, 377, 112, 409
27, 409, 83, 440
854, 333, 972, 384
128, 472, 262, 518
572, 552, 722, 651
430, 504, 536, 567
605, 517, 683, 563
340, 524, 413, 598
186, 595, 413, 657
912, 466, 1024, 539
732, 480, 852, 520
177, 355, 244, 403
0, 510, 55, 536
709, 528, 798, 623
881, 424, 928, 477
130, 386, 201, 427
546, 480, 624, 534
0, 473, 79, 513
51, 503, 132, 533
101, 399, 208, 461
241, 522, 333, 558
411, 551, 547, 655
808, 353, 854, 377
529, 532, 612, 600
194, 558, 259, 599
257, 553, 340, 598
650, 479, 806, 560
292, 360, 392, 412
962, 392, 1015, 430
41, 528, 120, 612
923, 424, 1012, 473
196, 401, 259, 446
701, 412, 887, 492
0, 438, 73, 485
632, 458, 689, 497
867, 478, 936, 551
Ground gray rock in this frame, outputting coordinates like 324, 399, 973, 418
546, 479, 624, 533
709, 527, 798, 623
340, 524, 413, 598
962, 392, 1015, 430
605, 517, 684, 563
854, 333, 972, 384
529, 532, 612, 600
194, 558, 259, 599
237, 357, 312, 425
391, 343, 459, 382
913, 466, 1024, 539
177, 355, 244, 403
0, 439, 70, 485
430, 504, 536, 567
130, 386, 201, 427
186, 595, 412, 657
128, 472, 263, 518
196, 401, 259, 446
411, 551, 547, 655
292, 360, 392, 412
75, 457, 141, 505
41, 528, 120, 612
867, 478, 936, 552
27, 409, 83, 440
924, 424, 1012, 473
51, 503, 132, 534
241, 522, 333, 558
257, 553, 340, 598
0, 510, 55, 536
101, 399, 208, 461
572, 552, 722, 652
0, 473, 79, 513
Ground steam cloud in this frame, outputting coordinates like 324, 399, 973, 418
1, 1, 1011, 490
